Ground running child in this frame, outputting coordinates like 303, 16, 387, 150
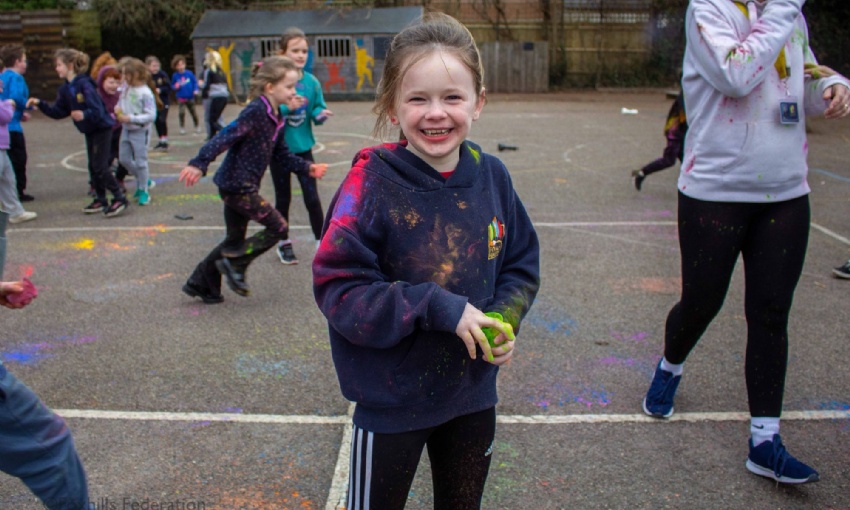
115, 57, 156, 206
312, 13, 540, 509
631, 91, 687, 191
179, 55, 327, 303
270, 27, 334, 265
170, 54, 200, 135
28, 49, 128, 217
147, 56, 172, 151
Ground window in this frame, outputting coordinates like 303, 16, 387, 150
316, 37, 351, 59
260, 38, 279, 58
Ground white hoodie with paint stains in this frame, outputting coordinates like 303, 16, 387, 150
680, 0, 850, 202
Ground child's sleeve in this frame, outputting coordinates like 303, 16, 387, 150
313, 159, 469, 349
309, 77, 329, 124
488, 170, 541, 333
36, 87, 72, 119
187, 104, 253, 175
6, 75, 28, 114
79, 81, 107, 124
0, 100, 14, 124
159, 73, 172, 95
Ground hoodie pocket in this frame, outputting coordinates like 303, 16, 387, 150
695, 120, 754, 173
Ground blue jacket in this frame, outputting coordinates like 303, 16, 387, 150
36, 74, 112, 134
189, 95, 309, 195
313, 140, 541, 433
171, 71, 198, 102
0, 69, 29, 133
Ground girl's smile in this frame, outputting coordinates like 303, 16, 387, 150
392, 50, 483, 173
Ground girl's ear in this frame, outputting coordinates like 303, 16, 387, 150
472, 89, 486, 121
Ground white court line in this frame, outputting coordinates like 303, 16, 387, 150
811, 222, 850, 245
52, 408, 849, 425
51, 405, 850, 510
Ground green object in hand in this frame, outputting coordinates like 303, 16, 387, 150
483, 311, 513, 347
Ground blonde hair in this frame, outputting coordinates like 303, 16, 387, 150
372, 12, 485, 140
248, 55, 299, 100
145, 55, 161, 67
54, 48, 90, 75
204, 50, 223, 72
116, 56, 150, 87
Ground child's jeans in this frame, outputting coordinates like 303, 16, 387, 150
0, 362, 92, 510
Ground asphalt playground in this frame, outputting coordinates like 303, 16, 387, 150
1, 91, 849, 509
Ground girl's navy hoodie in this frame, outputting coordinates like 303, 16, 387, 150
313, 140, 541, 434
36, 74, 112, 134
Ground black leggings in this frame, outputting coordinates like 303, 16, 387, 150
269, 147, 324, 241
347, 407, 495, 510
664, 192, 810, 417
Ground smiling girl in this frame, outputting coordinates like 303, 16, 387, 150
312, 12, 540, 509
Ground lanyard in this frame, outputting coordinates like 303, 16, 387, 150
733, 1, 789, 79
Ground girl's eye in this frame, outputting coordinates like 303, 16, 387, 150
446, 95, 462, 101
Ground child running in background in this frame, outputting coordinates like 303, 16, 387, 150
28, 48, 127, 217
0, 59, 36, 224
200, 50, 229, 140
179, 55, 327, 303
116, 57, 156, 206
171, 54, 200, 135
0, 45, 34, 202
147, 56, 172, 152
631, 91, 687, 191
270, 27, 334, 265
312, 13, 540, 509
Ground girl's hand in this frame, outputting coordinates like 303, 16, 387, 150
823, 84, 850, 120
454, 303, 514, 362
288, 95, 306, 110
308, 163, 328, 179
488, 339, 516, 366
179, 166, 203, 187
315, 109, 333, 122
25, 97, 39, 108
0, 281, 31, 309
116, 114, 130, 124
70, 110, 84, 121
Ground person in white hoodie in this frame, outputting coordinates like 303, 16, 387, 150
116, 57, 156, 206
642, 0, 849, 485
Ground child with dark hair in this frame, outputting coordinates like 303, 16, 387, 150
631, 91, 687, 191
0, 45, 33, 201
147, 56, 172, 151
270, 26, 334, 265
180, 56, 326, 303
170, 54, 201, 135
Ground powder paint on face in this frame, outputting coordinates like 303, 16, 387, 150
1, 335, 97, 366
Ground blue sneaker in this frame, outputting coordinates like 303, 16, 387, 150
642, 361, 681, 418
746, 434, 819, 484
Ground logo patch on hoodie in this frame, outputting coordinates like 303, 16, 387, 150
488, 216, 505, 260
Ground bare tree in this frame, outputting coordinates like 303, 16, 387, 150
471, 0, 514, 41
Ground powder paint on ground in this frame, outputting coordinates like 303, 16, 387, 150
524, 305, 579, 337
1, 334, 97, 365
528, 381, 612, 410
234, 353, 291, 379
159, 194, 221, 204
608, 277, 681, 295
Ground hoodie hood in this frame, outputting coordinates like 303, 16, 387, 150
95, 64, 119, 120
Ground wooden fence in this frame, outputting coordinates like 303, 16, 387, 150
479, 41, 549, 94
0, 9, 101, 96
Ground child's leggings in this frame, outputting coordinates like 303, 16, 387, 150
154, 104, 169, 139
189, 191, 288, 294
269, 147, 324, 241
87, 128, 125, 201
641, 138, 683, 176
177, 100, 198, 128
664, 192, 810, 418
346, 407, 495, 510
118, 127, 150, 192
